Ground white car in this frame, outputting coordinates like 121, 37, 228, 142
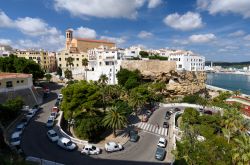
105, 142, 123, 152
81, 144, 101, 155
26, 110, 36, 119
47, 130, 59, 142
57, 137, 76, 150
58, 94, 63, 100
14, 123, 25, 135
157, 137, 167, 148
10, 132, 21, 146
46, 116, 54, 128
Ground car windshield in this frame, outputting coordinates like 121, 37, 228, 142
156, 148, 164, 154
48, 119, 53, 123
50, 132, 57, 137
66, 141, 73, 146
15, 128, 22, 131
159, 141, 164, 144
92, 146, 96, 150
51, 113, 56, 116
11, 137, 20, 142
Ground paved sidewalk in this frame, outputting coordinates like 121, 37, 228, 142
165, 112, 175, 163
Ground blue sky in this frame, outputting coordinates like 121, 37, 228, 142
0, 0, 250, 62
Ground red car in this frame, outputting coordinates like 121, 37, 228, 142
52, 106, 59, 113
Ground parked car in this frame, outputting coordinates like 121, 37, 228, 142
46, 116, 54, 128
129, 130, 139, 142
57, 137, 76, 150
47, 129, 59, 142
50, 112, 57, 119
55, 100, 60, 106
81, 144, 101, 155
157, 137, 167, 148
105, 142, 123, 152
26, 110, 36, 119
165, 112, 170, 120
163, 121, 169, 128
146, 110, 152, 117
14, 123, 25, 135
44, 87, 50, 94
51, 107, 59, 115
20, 117, 30, 126
10, 132, 21, 146
141, 114, 148, 122
58, 94, 63, 100
155, 147, 166, 161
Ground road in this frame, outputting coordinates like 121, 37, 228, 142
21, 82, 171, 165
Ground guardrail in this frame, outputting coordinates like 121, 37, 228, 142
56, 111, 88, 145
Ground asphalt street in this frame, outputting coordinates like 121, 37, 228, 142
21, 82, 171, 165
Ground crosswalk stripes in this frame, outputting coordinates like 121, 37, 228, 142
135, 122, 168, 136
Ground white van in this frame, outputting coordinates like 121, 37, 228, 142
105, 142, 123, 152
10, 132, 21, 146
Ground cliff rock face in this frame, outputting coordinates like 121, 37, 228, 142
121, 60, 206, 96
143, 70, 206, 96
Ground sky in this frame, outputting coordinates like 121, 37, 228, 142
0, 0, 250, 62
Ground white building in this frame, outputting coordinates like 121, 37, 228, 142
123, 46, 142, 59
169, 50, 205, 71
0, 45, 13, 57
86, 46, 122, 84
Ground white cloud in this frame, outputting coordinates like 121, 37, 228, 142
0, 11, 14, 27
138, 31, 153, 39
228, 30, 246, 37
148, 0, 162, 8
0, 38, 12, 45
189, 33, 216, 43
100, 36, 126, 45
73, 27, 97, 39
163, 12, 203, 31
53, 0, 145, 19
197, 0, 250, 18
244, 34, 250, 40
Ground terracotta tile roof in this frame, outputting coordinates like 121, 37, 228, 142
0, 73, 32, 79
76, 38, 115, 44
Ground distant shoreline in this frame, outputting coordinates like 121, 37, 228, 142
206, 84, 249, 97
210, 71, 250, 76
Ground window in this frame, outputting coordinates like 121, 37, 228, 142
6, 81, 13, 88
21, 80, 24, 83
29, 57, 32, 59
0, 82, 1, 86
44, 57, 46, 59
59, 58, 61, 61
59, 64, 62, 67
17, 80, 19, 83
77, 64, 79, 67
76, 58, 79, 61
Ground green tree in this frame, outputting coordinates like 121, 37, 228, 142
66, 57, 74, 69
103, 106, 127, 137
82, 58, 88, 80
64, 69, 73, 80
232, 134, 250, 165
181, 108, 200, 125
116, 68, 141, 89
182, 94, 201, 104
56, 67, 62, 76
233, 90, 241, 96
98, 74, 108, 85
139, 51, 149, 58
44, 73, 52, 82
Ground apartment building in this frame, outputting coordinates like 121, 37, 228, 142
123, 46, 142, 59
14, 50, 57, 72
169, 50, 205, 71
86, 46, 122, 84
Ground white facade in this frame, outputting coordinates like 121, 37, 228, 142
86, 46, 122, 84
169, 50, 205, 71
0, 45, 12, 57
123, 46, 142, 59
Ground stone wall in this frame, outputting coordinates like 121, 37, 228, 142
121, 60, 176, 75
121, 60, 206, 96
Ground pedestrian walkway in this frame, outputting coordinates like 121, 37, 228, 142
135, 122, 168, 136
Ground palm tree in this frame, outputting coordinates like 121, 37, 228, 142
102, 106, 127, 137
128, 92, 147, 116
82, 58, 88, 80
232, 134, 250, 165
64, 69, 73, 80
66, 57, 74, 69
98, 74, 108, 85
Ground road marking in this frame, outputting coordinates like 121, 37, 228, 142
148, 125, 152, 131
137, 122, 142, 128
161, 128, 165, 135
164, 129, 168, 136
158, 127, 162, 134
145, 124, 150, 130
151, 125, 155, 132
141, 123, 146, 129
152, 126, 156, 133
